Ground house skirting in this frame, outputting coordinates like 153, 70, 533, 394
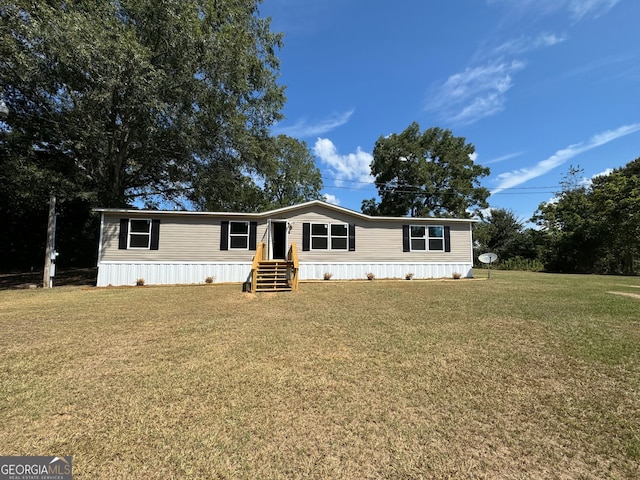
96, 261, 473, 287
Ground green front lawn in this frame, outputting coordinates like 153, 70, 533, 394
1, 271, 638, 478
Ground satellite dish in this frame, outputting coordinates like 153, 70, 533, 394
478, 252, 497, 279
478, 252, 497, 264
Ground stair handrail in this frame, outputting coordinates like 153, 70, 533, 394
251, 242, 266, 292
287, 242, 299, 291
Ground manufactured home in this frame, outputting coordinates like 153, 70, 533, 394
95, 200, 475, 289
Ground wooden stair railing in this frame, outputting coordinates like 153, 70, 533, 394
287, 242, 299, 291
250, 242, 266, 292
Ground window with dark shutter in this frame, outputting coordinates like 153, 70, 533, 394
402, 225, 410, 252
348, 223, 356, 251
119, 218, 129, 249
220, 221, 229, 250
302, 223, 310, 251
249, 221, 257, 251
150, 219, 160, 250
444, 226, 451, 252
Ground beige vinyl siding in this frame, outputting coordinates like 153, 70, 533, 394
100, 204, 473, 264
100, 214, 267, 262
281, 205, 472, 263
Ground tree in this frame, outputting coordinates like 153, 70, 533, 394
533, 167, 604, 273
589, 159, 640, 274
1, 0, 285, 207
473, 208, 525, 260
261, 135, 323, 209
189, 135, 323, 212
362, 122, 490, 217
0, 0, 286, 268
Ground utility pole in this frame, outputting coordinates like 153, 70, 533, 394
43, 195, 57, 288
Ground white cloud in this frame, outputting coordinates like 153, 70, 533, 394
483, 152, 523, 165
273, 110, 354, 138
491, 32, 567, 57
570, 0, 621, 21
491, 123, 640, 195
487, 0, 620, 22
592, 167, 614, 178
428, 60, 525, 125
322, 193, 340, 205
313, 138, 374, 186
433, 28, 568, 126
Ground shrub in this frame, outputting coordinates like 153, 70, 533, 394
205, 276, 215, 284
136, 278, 145, 286
405, 273, 414, 280
452, 272, 462, 279
499, 257, 544, 272
323, 272, 333, 280
366, 272, 375, 281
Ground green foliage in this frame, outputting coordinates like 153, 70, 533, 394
533, 161, 640, 274
363, 122, 490, 217
0, 0, 296, 268
473, 208, 545, 271
497, 256, 544, 271
1, 0, 285, 207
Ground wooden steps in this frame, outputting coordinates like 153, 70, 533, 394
254, 260, 292, 292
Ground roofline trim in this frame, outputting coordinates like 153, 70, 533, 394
94, 200, 477, 223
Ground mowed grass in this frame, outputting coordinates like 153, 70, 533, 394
1, 272, 639, 479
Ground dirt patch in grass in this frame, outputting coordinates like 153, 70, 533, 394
608, 291, 640, 300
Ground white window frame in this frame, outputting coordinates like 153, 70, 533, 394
229, 221, 250, 250
410, 224, 445, 252
128, 218, 151, 249
427, 225, 445, 251
330, 223, 348, 250
310, 222, 349, 251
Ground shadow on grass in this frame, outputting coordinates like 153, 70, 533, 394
0, 267, 97, 290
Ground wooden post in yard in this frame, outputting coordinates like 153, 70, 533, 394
43, 195, 56, 288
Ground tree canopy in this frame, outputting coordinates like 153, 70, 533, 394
362, 122, 490, 218
0, 0, 324, 269
533, 161, 640, 274
1, 0, 285, 208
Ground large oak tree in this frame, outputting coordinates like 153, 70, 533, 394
0, 1, 319, 268
362, 122, 490, 217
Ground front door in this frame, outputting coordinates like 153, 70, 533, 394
271, 221, 287, 259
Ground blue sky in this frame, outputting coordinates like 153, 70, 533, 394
260, 0, 640, 221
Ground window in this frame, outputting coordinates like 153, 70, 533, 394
229, 221, 249, 249
311, 223, 328, 249
310, 223, 348, 250
428, 226, 444, 251
409, 225, 444, 251
410, 226, 426, 251
129, 219, 151, 248
331, 224, 348, 250
220, 221, 257, 251
119, 218, 160, 250
303, 222, 355, 252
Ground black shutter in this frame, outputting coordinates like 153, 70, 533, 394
249, 221, 257, 250
444, 225, 451, 252
220, 221, 229, 250
150, 219, 160, 250
302, 223, 310, 251
402, 225, 410, 252
348, 223, 356, 251
119, 218, 128, 249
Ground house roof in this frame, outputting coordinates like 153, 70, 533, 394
94, 200, 477, 223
